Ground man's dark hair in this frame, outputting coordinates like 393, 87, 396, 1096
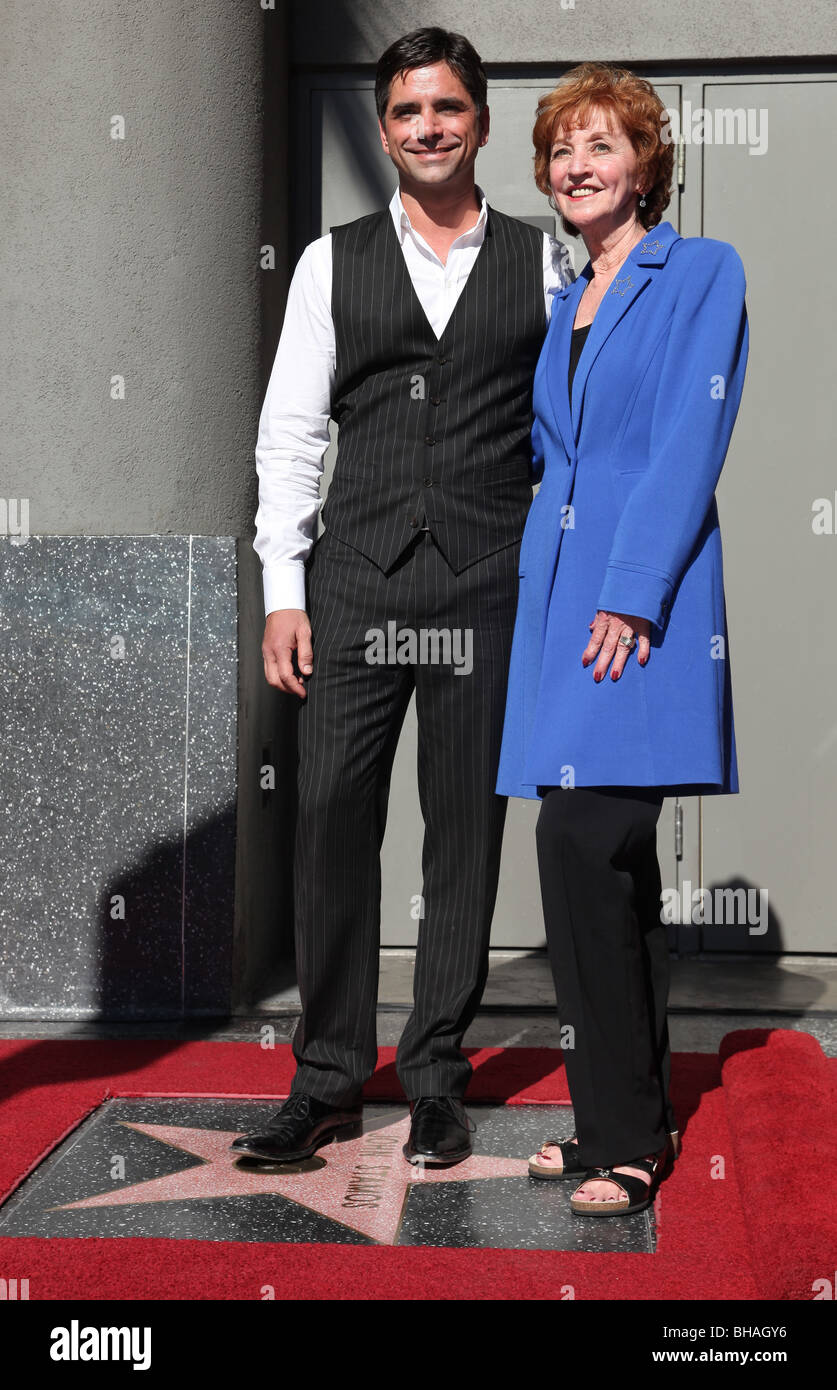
375, 27, 487, 122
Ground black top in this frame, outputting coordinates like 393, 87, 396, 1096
568, 322, 592, 401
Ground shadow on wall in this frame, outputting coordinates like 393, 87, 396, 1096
94, 804, 239, 1020
92, 677, 298, 1020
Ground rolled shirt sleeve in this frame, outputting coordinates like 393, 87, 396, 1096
253, 237, 335, 616
544, 232, 575, 318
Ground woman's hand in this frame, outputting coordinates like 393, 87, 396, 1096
582, 610, 651, 681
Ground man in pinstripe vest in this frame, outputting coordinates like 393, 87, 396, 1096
233, 28, 573, 1168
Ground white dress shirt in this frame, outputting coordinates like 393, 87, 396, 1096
254, 186, 575, 615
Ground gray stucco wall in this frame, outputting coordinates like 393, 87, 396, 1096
290, 0, 837, 64
4, 2, 268, 540
3, 2, 293, 1014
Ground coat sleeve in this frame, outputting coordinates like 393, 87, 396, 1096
596, 241, 749, 632
530, 416, 545, 486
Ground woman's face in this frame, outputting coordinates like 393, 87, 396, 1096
549, 107, 644, 236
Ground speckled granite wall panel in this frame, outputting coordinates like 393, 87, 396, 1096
0, 537, 237, 1019
181, 537, 238, 1016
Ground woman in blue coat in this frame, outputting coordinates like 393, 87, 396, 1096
497, 63, 749, 1215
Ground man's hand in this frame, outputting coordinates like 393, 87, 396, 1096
582, 610, 651, 682
262, 609, 313, 698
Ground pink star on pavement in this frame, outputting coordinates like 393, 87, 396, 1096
55, 1110, 532, 1244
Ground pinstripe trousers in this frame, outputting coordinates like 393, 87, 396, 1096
289, 526, 520, 1104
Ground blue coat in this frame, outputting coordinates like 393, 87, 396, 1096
496, 220, 749, 798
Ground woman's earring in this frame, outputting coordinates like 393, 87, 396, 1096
639, 194, 647, 207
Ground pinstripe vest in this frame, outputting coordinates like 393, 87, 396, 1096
323, 206, 546, 574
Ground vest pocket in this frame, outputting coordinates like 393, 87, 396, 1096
480, 457, 532, 482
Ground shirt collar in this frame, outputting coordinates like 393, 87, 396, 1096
389, 185, 488, 244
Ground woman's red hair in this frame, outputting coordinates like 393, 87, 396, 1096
533, 63, 674, 237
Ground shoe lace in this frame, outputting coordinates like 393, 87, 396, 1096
413, 1095, 477, 1134
266, 1092, 311, 1136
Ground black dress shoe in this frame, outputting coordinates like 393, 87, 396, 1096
402, 1096, 474, 1166
230, 1093, 362, 1162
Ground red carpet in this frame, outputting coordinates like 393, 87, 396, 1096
0, 1031, 831, 1300
719, 1028, 837, 1301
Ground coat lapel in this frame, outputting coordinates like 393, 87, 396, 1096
543, 275, 587, 457
546, 221, 681, 451
568, 265, 653, 437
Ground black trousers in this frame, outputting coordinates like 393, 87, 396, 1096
290, 528, 519, 1105
535, 785, 676, 1167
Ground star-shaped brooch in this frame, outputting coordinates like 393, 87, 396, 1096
611, 274, 634, 296
640, 239, 663, 255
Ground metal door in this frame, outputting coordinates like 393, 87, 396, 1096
692, 77, 837, 953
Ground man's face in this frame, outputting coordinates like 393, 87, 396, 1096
378, 62, 489, 190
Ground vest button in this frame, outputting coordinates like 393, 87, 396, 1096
424, 436, 436, 446
431, 397, 443, 406
423, 476, 433, 486
437, 355, 450, 365
410, 517, 420, 528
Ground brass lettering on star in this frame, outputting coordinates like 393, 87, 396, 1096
342, 1131, 400, 1208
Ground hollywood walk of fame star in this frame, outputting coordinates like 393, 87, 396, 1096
54, 1110, 532, 1245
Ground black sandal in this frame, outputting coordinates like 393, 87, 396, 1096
528, 1135, 587, 1181
570, 1147, 670, 1216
